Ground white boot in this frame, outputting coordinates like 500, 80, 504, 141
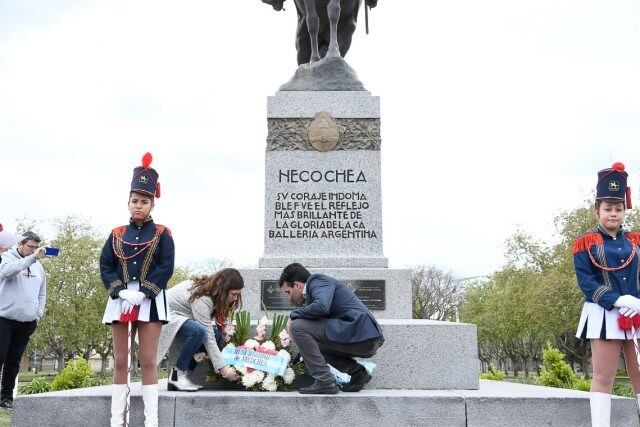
167, 367, 199, 391
590, 391, 611, 427
110, 383, 128, 427
187, 370, 204, 390
141, 384, 158, 427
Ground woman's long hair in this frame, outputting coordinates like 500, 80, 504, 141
188, 268, 244, 318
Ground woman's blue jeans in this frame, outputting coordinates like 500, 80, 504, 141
175, 319, 223, 371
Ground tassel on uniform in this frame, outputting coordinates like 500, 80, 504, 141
572, 232, 604, 254
618, 315, 634, 331
119, 306, 139, 323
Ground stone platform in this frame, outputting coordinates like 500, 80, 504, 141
166, 319, 479, 390
12, 380, 640, 426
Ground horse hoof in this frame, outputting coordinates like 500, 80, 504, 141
326, 47, 341, 59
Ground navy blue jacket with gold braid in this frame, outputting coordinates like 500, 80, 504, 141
573, 225, 640, 310
100, 218, 175, 299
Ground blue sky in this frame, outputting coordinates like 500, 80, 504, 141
1, 0, 639, 277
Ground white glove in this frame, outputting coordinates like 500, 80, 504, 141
118, 289, 146, 306
619, 307, 638, 318
121, 299, 135, 315
614, 295, 640, 312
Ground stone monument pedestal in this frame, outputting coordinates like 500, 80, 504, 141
223, 85, 482, 392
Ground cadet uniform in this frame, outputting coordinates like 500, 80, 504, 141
574, 162, 640, 340
101, 153, 175, 324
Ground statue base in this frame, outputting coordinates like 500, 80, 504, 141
279, 57, 366, 91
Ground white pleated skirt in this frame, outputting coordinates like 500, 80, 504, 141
102, 281, 170, 325
576, 302, 634, 340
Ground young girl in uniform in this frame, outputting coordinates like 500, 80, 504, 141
574, 162, 640, 426
101, 153, 174, 427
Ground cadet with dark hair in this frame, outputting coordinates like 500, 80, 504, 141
101, 153, 174, 427
279, 263, 384, 394
573, 162, 640, 426
0, 231, 47, 410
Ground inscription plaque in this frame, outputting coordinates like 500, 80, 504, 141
260, 280, 385, 311
261, 280, 297, 310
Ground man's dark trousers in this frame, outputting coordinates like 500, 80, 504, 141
291, 318, 383, 384
0, 317, 37, 400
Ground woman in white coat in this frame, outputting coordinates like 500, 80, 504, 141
157, 268, 243, 390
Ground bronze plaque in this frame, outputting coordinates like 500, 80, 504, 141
260, 280, 385, 311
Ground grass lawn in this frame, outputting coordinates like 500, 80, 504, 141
0, 408, 10, 427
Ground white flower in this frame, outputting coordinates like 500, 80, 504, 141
224, 323, 236, 336
243, 339, 260, 349
193, 352, 206, 362
262, 374, 278, 392
242, 373, 258, 387
242, 370, 265, 388
235, 365, 248, 375
283, 367, 295, 385
277, 349, 291, 361
261, 340, 276, 350
255, 316, 268, 341
279, 329, 291, 347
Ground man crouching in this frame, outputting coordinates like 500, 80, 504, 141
279, 263, 384, 394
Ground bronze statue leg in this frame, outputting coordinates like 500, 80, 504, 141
326, 0, 341, 58
337, 15, 357, 58
303, 0, 321, 62
296, 19, 312, 65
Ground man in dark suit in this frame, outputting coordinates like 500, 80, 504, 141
279, 263, 384, 394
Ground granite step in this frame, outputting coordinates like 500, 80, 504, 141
11, 380, 640, 427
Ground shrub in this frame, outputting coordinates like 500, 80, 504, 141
51, 357, 96, 391
480, 363, 507, 381
572, 377, 591, 392
539, 343, 576, 388
612, 381, 634, 397
19, 377, 51, 395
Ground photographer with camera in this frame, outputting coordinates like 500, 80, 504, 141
0, 231, 47, 410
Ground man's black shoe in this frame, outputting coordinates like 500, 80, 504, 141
298, 380, 339, 394
341, 368, 372, 392
0, 398, 13, 410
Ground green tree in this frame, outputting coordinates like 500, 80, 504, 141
30, 216, 110, 370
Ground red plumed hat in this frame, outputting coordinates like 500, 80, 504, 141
131, 152, 161, 198
596, 162, 630, 209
